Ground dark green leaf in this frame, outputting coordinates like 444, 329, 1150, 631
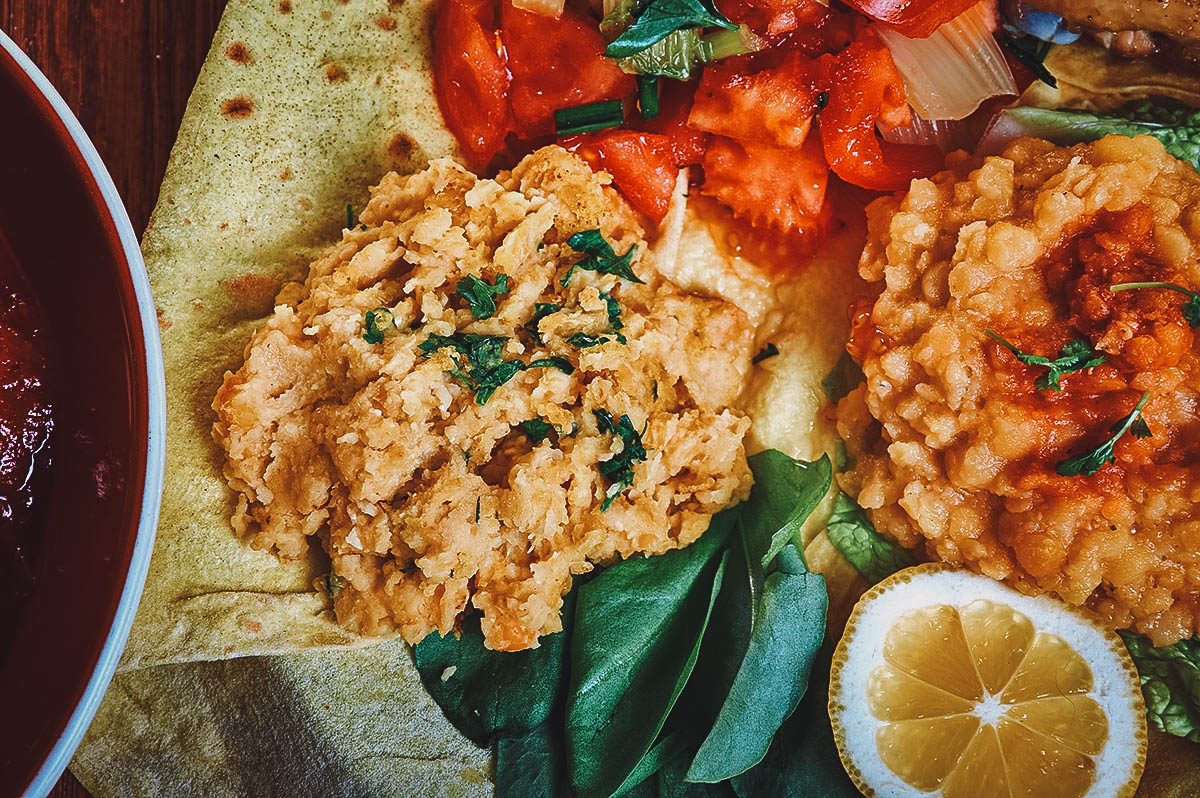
605, 0, 736, 58
686, 544, 828, 782
622, 29, 712, 80
820, 352, 864, 402
519, 418, 553, 444
565, 230, 643, 285
826, 492, 915, 584
420, 333, 571, 404
594, 409, 649, 511
1056, 391, 1152, 477
638, 75, 660, 119
730, 646, 859, 798
556, 100, 626, 137
346, 203, 355, 230
615, 733, 691, 798
524, 303, 561, 345
659, 741, 737, 798
752, 343, 779, 365
412, 610, 571, 746
571, 332, 610, 348
495, 723, 571, 798
456, 273, 510, 319
985, 330, 1105, 392
1002, 30, 1056, 88
741, 451, 832, 576
363, 307, 395, 345
566, 515, 736, 798
1121, 632, 1200, 743
527, 356, 575, 376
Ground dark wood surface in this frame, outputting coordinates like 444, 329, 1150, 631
0, 2, 229, 794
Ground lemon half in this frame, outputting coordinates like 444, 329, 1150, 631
829, 564, 1147, 798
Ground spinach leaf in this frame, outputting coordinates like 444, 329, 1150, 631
495, 722, 571, 798
615, 733, 691, 797
567, 513, 736, 798
605, 0, 736, 59
412, 610, 570, 746
658, 742, 738, 797
821, 352, 864, 402
741, 451, 832, 577
564, 230, 644, 285
456, 273, 510, 319
1120, 632, 1200, 743
687, 545, 828, 782
730, 646, 860, 798
826, 492, 915, 584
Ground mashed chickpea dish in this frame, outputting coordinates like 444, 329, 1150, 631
838, 134, 1200, 646
213, 147, 754, 652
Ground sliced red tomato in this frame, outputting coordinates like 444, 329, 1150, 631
817, 28, 942, 191
638, 78, 709, 166
843, 0, 978, 38
567, 132, 679, 222
432, 0, 512, 167
501, 1, 634, 138
702, 133, 829, 237
689, 50, 821, 149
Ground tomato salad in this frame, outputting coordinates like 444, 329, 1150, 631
432, 0, 1024, 250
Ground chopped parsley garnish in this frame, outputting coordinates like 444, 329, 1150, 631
363, 307, 396, 344
1056, 391, 1152, 477
419, 333, 574, 404
594, 409, 648, 511
563, 230, 643, 286
570, 332, 609, 348
524, 302, 561, 344
752, 342, 779, 364
604, 0, 736, 59
555, 100, 625, 137
456, 273, 510, 319
1110, 281, 1200, 328
518, 418, 553, 444
600, 290, 627, 343
985, 330, 1106, 392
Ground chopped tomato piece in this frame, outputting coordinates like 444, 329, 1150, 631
844, 0, 978, 38
638, 78, 709, 166
716, 0, 855, 43
501, 1, 634, 138
568, 132, 679, 221
817, 28, 942, 191
689, 50, 821, 149
432, 0, 512, 167
702, 133, 829, 237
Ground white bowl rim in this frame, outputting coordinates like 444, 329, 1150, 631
0, 28, 167, 798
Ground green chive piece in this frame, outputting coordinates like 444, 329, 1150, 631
555, 100, 624, 137
637, 75, 660, 121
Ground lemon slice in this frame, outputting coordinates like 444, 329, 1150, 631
829, 564, 1146, 798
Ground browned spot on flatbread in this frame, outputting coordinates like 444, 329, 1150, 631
320, 10, 332, 20
387, 132, 415, 162
280, 167, 294, 181
224, 274, 282, 317
388, 0, 406, 8
221, 95, 254, 119
298, 196, 313, 210
156, 307, 171, 330
278, 0, 292, 12
225, 41, 252, 65
324, 63, 347, 83
374, 14, 396, 29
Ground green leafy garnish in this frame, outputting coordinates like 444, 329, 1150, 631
570, 332, 610, 348
1110, 281, 1200, 328
1056, 391, 1152, 477
821, 352, 864, 402
362, 307, 396, 344
600, 290, 628, 344
752, 342, 779, 365
455, 272, 510, 320
605, 0, 736, 59
524, 302, 561, 345
345, 203, 355, 230
826, 492, 915, 585
594, 409, 648, 511
637, 74, 660, 119
419, 333, 574, 404
322, 572, 347, 597
1120, 632, 1200, 743
1002, 30, 1056, 88
555, 100, 625, 137
985, 330, 1106, 392
564, 230, 643, 286
519, 418, 553, 444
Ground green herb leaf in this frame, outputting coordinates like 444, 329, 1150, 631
570, 332, 609, 348
821, 352, 864, 402
1002, 30, 1056, 87
615, 733, 691, 797
1120, 632, 1200, 743
826, 492, 915, 584
412, 610, 572, 746
1111, 281, 1200, 329
752, 343, 779, 365
456, 273, 510, 319
986, 330, 1106, 392
567, 517, 735, 798
1056, 391, 1152, 477
555, 100, 625, 137
322, 572, 346, 597
637, 74, 660, 119
600, 290, 628, 343
496, 723, 571, 798
687, 544, 828, 783
623, 29, 712, 80
605, 0, 736, 59
740, 450, 832, 577
594, 409, 649, 510
420, 333, 571, 404
565, 230, 644, 285
524, 303, 561, 344
363, 307, 396, 345
519, 418, 553, 444
527, 356, 575, 375
658, 745, 738, 797
346, 203, 355, 230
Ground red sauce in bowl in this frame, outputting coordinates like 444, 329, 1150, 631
0, 235, 52, 625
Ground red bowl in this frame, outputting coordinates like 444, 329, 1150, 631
0, 30, 165, 797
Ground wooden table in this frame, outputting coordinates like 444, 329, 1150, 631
0, 2, 229, 793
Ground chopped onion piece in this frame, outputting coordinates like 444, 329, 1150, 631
876, 2, 1016, 121
513, 0, 565, 17
880, 109, 975, 153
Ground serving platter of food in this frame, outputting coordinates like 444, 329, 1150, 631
7, 0, 1200, 795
